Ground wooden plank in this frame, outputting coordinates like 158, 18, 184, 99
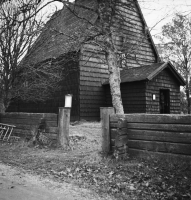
118, 118, 127, 128
127, 123, 191, 132
118, 128, 127, 136
130, 114, 191, 124
101, 108, 115, 153
12, 129, 32, 136
111, 145, 128, 155
0, 118, 39, 125
128, 129, 191, 144
115, 135, 128, 148
0, 113, 57, 120
110, 114, 125, 122
46, 127, 58, 133
0, 113, 43, 119
128, 140, 191, 155
111, 139, 115, 146
128, 148, 191, 161
110, 129, 118, 139
57, 108, 70, 147
111, 114, 191, 124
12, 124, 33, 130
100, 107, 114, 122
0, 118, 57, 127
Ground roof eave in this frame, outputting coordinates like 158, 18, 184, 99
134, 0, 161, 63
146, 61, 186, 86
167, 62, 186, 86
146, 62, 166, 80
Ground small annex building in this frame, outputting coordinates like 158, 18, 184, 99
7, 0, 185, 120
104, 62, 185, 114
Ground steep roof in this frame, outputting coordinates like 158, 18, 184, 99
23, 0, 98, 65
23, 0, 160, 65
134, 0, 160, 62
103, 62, 186, 86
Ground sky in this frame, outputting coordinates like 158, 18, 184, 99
139, 0, 191, 42
41, 0, 191, 43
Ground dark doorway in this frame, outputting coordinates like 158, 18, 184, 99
160, 89, 170, 114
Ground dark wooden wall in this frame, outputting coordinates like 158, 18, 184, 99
110, 114, 191, 160
104, 81, 147, 113
105, 68, 181, 114
146, 68, 181, 114
7, 58, 80, 121
78, 0, 159, 120
79, 45, 109, 121
0, 113, 58, 139
113, 0, 159, 67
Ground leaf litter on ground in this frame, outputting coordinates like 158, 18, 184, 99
0, 122, 190, 200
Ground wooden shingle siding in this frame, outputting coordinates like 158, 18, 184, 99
79, 43, 109, 120
146, 68, 180, 114
113, 0, 157, 66
105, 81, 146, 114
78, 0, 159, 120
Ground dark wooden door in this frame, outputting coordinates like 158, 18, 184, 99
160, 89, 170, 114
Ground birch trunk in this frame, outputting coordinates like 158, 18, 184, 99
106, 50, 124, 114
185, 80, 190, 114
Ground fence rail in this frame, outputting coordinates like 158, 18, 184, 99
101, 110, 191, 160
0, 112, 58, 138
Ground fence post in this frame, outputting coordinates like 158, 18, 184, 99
57, 107, 71, 147
101, 107, 115, 154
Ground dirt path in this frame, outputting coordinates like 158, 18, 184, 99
0, 162, 112, 200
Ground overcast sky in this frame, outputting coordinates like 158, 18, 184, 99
139, 0, 191, 41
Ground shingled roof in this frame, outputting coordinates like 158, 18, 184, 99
103, 62, 186, 86
23, 0, 98, 65
23, 0, 161, 66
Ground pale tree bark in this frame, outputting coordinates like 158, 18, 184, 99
185, 73, 190, 114
106, 49, 124, 114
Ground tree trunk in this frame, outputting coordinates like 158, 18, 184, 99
185, 83, 190, 114
106, 50, 124, 114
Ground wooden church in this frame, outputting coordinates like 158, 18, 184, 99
7, 0, 185, 121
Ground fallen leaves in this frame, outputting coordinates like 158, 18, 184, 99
0, 127, 190, 200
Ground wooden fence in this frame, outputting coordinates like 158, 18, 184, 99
103, 112, 191, 160
0, 112, 58, 139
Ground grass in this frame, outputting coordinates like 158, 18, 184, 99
0, 122, 190, 200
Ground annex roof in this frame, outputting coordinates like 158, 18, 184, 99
103, 62, 186, 86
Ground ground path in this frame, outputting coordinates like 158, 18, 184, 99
0, 162, 112, 200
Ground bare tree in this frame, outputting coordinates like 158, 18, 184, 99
0, 0, 63, 112
157, 14, 191, 113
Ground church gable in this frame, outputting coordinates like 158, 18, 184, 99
114, 0, 160, 67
